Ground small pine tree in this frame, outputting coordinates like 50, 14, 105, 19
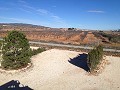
87, 45, 103, 72
96, 45, 103, 61
1, 30, 31, 69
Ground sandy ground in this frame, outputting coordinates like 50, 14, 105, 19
0, 49, 120, 90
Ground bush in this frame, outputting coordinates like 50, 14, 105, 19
87, 45, 103, 72
0, 40, 2, 50
99, 32, 120, 43
110, 36, 120, 43
1, 30, 31, 69
29, 48, 45, 56
96, 45, 103, 61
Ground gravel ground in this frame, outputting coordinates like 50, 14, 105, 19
0, 49, 120, 90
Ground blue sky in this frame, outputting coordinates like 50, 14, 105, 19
0, 0, 120, 30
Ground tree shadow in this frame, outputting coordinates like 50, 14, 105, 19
0, 80, 33, 90
68, 53, 90, 72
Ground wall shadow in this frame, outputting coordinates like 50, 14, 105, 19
68, 53, 90, 72
0, 80, 33, 90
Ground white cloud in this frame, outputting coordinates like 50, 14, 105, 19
88, 10, 105, 13
51, 15, 64, 23
51, 15, 61, 20
0, 0, 69, 27
0, 16, 31, 22
19, 8, 32, 13
50, 15, 70, 27
22, 5, 49, 15
21, 4, 67, 25
0, 16, 47, 25
23, 5, 35, 10
37, 9, 48, 15
18, 0, 27, 4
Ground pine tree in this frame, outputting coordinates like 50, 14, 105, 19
1, 30, 31, 69
87, 45, 103, 72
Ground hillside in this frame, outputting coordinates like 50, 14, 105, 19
0, 23, 120, 48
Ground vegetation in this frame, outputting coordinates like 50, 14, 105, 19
110, 36, 120, 43
99, 32, 120, 43
1, 30, 31, 69
0, 40, 2, 67
68, 28, 76, 31
87, 45, 103, 72
0, 41, 2, 57
0, 40, 2, 50
29, 48, 46, 56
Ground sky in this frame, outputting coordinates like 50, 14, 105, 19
0, 0, 120, 30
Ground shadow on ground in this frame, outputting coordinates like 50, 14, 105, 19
0, 80, 33, 90
68, 53, 90, 72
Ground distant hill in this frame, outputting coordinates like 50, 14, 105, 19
0, 23, 57, 31
0, 23, 119, 49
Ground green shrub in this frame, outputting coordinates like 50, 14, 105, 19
87, 45, 103, 72
0, 40, 2, 50
29, 48, 45, 56
110, 36, 120, 43
96, 45, 103, 61
1, 30, 31, 69
99, 32, 120, 43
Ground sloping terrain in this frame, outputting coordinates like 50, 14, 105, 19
0, 30, 108, 45
0, 23, 119, 47
0, 49, 120, 90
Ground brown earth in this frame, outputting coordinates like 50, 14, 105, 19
0, 23, 118, 46
0, 30, 107, 45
